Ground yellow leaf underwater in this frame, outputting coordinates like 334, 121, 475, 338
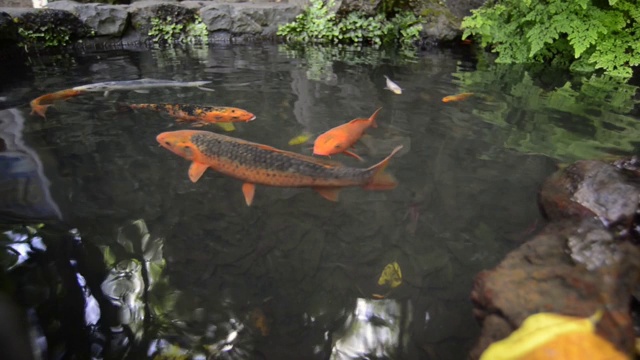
215, 123, 236, 132
480, 311, 624, 360
288, 132, 312, 146
377, 261, 402, 288
519, 331, 627, 360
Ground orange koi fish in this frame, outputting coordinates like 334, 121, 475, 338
442, 92, 474, 103
157, 130, 402, 206
130, 103, 256, 125
30, 88, 86, 118
313, 107, 382, 161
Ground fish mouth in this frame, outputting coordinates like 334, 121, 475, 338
247, 115, 256, 121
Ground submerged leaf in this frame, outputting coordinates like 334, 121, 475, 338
288, 132, 312, 146
377, 261, 402, 288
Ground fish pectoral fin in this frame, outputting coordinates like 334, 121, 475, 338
343, 150, 364, 161
188, 162, 208, 183
314, 187, 341, 202
242, 183, 256, 206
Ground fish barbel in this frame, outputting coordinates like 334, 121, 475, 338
157, 130, 402, 206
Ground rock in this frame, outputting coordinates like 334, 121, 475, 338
199, 4, 233, 32
200, 3, 301, 37
418, 1, 462, 45
334, 0, 382, 16
46, 1, 129, 37
469, 218, 640, 359
0, 11, 18, 43
539, 159, 640, 229
231, 3, 302, 37
4, 8, 94, 47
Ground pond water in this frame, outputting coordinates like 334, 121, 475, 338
0, 43, 638, 360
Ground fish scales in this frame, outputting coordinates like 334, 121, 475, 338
190, 133, 370, 186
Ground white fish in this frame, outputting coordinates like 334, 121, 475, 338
72, 78, 214, 97
384, 75, 402, 95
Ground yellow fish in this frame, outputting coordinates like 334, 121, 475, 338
384, 75, 402, 95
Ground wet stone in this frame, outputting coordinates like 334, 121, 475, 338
469, 218, 640, 358
539, 159, 640, 227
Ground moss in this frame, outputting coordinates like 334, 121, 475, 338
14, 10, 93, 49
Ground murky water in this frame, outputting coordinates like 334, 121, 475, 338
0, 43, 638, 359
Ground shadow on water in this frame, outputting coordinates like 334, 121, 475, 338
0, 43, 638, 359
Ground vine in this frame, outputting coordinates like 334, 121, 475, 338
148, 14, 208, 43
277, 0, 422, 47
461, 0, 640, 78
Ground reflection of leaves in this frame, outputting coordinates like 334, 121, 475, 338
452, 62, 640, 161
377, 261, 402, 288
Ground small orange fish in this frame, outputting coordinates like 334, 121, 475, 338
313, 107, 382, 161
30, 88, 85, 118
130, 103, 256, 125
156, 130, 402, 206
442, 92, 474, 103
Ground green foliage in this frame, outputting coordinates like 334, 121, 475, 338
17, 23, 70, 49
277, 0, 422, 47
462, 0, 640, 78
148, 15, 208, 43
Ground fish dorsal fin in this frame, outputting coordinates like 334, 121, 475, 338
189, 162, 208, 183
314, 187, 341, 202
242, 183, 256, 206
249, 143, 344, 168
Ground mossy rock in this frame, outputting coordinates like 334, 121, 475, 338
11, 9, 94, 49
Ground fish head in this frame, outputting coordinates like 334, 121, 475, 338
234, 108, 256, 122
313, 133, 347, 156
156, 131, 199, 160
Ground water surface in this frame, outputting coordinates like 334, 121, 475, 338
0, 43, 637, 359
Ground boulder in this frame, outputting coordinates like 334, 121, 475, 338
470, 218, 640, 358
46, 1, 129, 37
200, 3, 301, 38
0, 11, 18, 43
4, 8, 94, 47
128, 2, 199, 41
539, 159, 640, 230
418, 1, 461, 45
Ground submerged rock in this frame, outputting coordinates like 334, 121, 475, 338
469, 218, 640, 358
539, 160, 640, 226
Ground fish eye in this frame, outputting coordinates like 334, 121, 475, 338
164, 141, 172, 146
334, 145, 341, 149
231, 109, 236, 112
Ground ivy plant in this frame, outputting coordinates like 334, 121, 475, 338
148, 15, 208, 43
17, 24, 71, 49
461, 0, 640, 78
277, 0, 422, 47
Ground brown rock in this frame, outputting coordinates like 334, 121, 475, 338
469, 218, 640, 359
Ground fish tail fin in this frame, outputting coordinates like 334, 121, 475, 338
30, 103, 50, 118
363, 145, 403, 190
369, 107, 382, 128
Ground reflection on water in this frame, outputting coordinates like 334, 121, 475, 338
331, 298, 411, 359
0, 43, 637, 359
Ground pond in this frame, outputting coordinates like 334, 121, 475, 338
0, 43, 638, 360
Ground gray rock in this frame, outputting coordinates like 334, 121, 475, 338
199, 4, 232, 32
419, 2, 461, 44
231, 3, 302, 37
200, 3, 301, 37
334, 0, 381, 16
46, 1, 129, 37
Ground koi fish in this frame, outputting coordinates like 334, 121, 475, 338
442, 92, 474, 103
384, 75, 402, 94
156, 130, 402, 206
30, 88, 86, 118
313, 107, 381, 161
72, 78, 213, 96
129, 103, 256, 125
